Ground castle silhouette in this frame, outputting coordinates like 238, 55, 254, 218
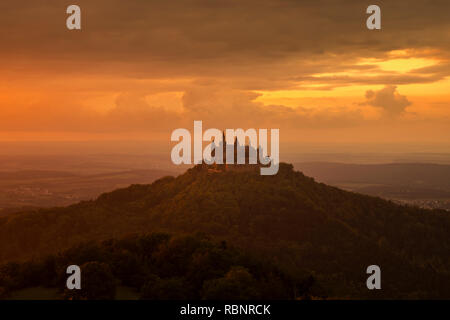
204, 132, 270, 173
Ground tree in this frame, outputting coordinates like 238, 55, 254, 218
140, 275, 190, 300
64, 262, 116, 300
202, 266, 260, 300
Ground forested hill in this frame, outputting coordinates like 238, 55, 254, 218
0, 163, 449, 298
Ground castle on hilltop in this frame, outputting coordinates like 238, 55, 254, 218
204, 132, 271, 173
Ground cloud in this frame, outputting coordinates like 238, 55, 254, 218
0, 0, 449, 147
1, 0, 449, 83
177, 84, 365, 129
363, 85, 411, 117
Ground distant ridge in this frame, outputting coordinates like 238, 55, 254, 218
294, 162, 450, 187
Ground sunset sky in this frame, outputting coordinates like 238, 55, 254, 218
0, 0, 449, 152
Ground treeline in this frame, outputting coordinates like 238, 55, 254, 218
0, 232, 320, 300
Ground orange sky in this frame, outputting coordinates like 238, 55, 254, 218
0, 1, 449, 152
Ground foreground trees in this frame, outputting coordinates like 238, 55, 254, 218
0, 233, 317, 300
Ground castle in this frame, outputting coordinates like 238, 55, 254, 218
204, 132, 270, 173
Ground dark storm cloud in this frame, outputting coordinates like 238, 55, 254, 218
0, 0, 449, 81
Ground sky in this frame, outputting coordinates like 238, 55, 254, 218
0, 0, 449, 152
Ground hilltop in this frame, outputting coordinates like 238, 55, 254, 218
0, 163, 449, 298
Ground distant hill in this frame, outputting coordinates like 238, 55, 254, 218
0, 169, 174, 209
0, 163, 449, 298
294, 162, 450, 187
294, 162, 450, 201
0, 170, 78, 180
